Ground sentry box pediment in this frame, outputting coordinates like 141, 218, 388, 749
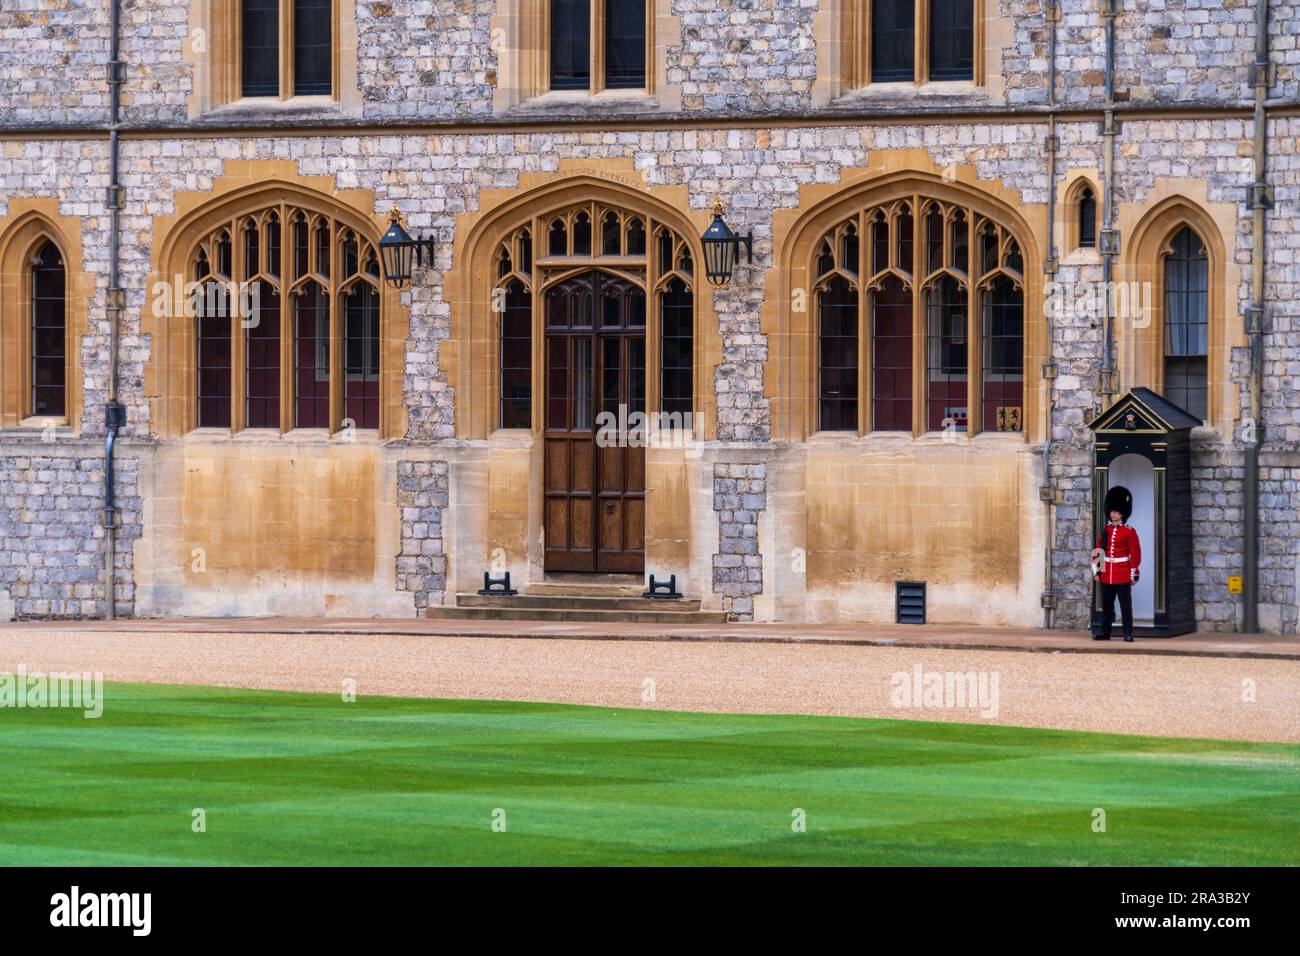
1088, 386, 1203, 437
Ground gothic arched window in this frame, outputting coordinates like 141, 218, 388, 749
30, 240, 67, 418
813, 193, 1025, 434
1162, 227, 1209, 419
491, 202, 694, 430
1078, 187, 1098, 249
189, 201, 382, 432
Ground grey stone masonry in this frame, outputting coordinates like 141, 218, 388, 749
395, 459, 449, 610
1258, 462, 1300, 634
5, 1, 1299, 128
670, 0, 819, 113
2, 0, 1299, 631
713, 462, 766, 620
0, 439, 141, 620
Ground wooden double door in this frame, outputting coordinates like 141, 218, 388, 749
543, 270, 646, 572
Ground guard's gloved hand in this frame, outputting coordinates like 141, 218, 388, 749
1132, 569, 1140, 584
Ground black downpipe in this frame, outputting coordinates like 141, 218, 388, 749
1042, 0, 1060, 628
1243, 0, 1271, 633
102, 0, 124, 619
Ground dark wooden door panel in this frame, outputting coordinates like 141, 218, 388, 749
599, 499, 623, 553
597, 443, 624, 491
545, 437, 569, 491
544, 270, 645, 574
571, 439, 593, 492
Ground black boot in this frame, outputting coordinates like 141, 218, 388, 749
1123, 634, 1134, 643
1092, 633, 1110, 641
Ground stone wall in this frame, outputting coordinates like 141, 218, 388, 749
5, 1, 1299, 127
0, 118, 1295, 627
1, 0, 1297, 629
1258, 460, 1300, 634
396, 459, 449, 610
0, 439, 141, 620
670, 0, 818, 112
712, 462, 766, 619
357, 0, 496, 120
0, 0, 111, 126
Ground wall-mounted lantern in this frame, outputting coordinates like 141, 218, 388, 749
378, 206, 435, 290
700, 200, 753, 286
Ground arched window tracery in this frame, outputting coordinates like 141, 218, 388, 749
813, 194, 1025, 435
490, 201, 696, 429
189, 201, 382, 431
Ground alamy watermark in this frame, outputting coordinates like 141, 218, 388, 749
890, 664, 1000, 719
595, 403, 706, 458
50, 886, 150, 936
1044, 280, 1153, 327
0, 665, 103, 718
150, 274, 262, 326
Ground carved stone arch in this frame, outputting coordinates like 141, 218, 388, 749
447, 169, 719, 441
147, 173, 403, 438
770, 163, 1044, 441
0, 200, 89, 429
1121, 193, 1229, 429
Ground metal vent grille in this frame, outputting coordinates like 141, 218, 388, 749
896, 581, 926, 624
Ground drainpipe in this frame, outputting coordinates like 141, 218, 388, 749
1243, 0, 1273, 634
1099, 0, 1119, 410
1041, 0, 1061, 628
102, 0, 125, 619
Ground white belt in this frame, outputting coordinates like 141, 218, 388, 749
1103, 556, 1129, 563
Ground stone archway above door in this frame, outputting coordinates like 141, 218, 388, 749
445, 161, 721, 443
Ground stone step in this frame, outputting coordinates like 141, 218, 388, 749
425, 605, 730, 624
523, 576, 647, 598
458, 593, 701, 612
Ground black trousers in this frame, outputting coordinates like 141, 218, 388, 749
1100, 583, 1134, 638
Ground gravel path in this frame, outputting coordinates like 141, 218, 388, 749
1, 628, 1297, 743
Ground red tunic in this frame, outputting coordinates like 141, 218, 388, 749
1093, 523, 1141, 585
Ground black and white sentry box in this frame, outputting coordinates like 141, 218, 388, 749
1087, 388, 1202, 637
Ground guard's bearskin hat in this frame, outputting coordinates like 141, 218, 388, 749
1104, 485, 1133, 522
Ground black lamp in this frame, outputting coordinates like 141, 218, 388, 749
378, 206, 434, 289
700, 200, 753, 286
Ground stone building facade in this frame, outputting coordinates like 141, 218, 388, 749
0, 0, 1297, 632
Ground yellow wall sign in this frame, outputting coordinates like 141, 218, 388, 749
1227, 576, 1243, 595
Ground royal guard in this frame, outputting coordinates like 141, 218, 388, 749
1091, 485, 1141, 642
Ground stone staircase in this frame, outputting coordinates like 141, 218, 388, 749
426, 574, 730, 624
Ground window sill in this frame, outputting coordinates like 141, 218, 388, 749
807, 430, 861, 444
1, 418, 75, 440
971, 429, 1027, 443
807, 430, 943, 443
511, 88, 660, 117
183, 427, 381, 444
488, 428, 535, 447
1062, 247, 1103, 267
807, 429, 1026, 445
832, 81, 989, 108
19, 415, 70, 429
916, 430, 971, 442
194, 95, 354, 125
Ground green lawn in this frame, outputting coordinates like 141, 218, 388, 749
0, 682, 1296, 865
